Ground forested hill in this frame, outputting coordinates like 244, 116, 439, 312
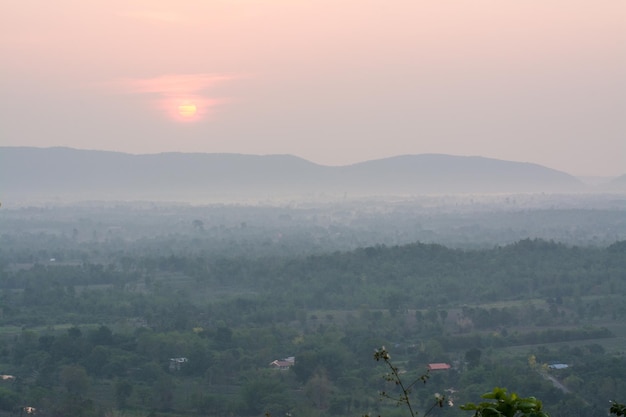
171, 238, 626, 310
0, 147, 585, 203
5, 238, 624, 318
2, 237, 625, 416
606, 174, 626, 191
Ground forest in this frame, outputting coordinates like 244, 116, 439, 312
0, 198, 625, 417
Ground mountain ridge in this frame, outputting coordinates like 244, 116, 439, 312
0, 146, 592, 204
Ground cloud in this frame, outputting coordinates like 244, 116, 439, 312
102, 73, 240, 121
115, 73, 236, 96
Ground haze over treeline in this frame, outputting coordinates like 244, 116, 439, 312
1, 149, 626, 416
1, 202, 625, 416
2, 1, 625, 415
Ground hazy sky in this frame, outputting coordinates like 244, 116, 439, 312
1, 1, 624, 176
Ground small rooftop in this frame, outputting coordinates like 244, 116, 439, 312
428, 363, 451, 371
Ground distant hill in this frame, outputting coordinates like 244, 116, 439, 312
605, 174, 626, 192
0, 147, 586, 204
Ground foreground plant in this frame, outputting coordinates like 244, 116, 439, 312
370, 346, 445, 417
610, 402, 626, 416
460, 387, 549, 417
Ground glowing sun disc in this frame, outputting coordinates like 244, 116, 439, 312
178, 104, 197, 117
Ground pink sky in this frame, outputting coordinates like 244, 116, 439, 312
1, 0, 624, 176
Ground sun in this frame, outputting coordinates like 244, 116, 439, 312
178, 103, 197, 118
159, 97, 214, 122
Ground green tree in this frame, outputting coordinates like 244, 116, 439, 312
611, 402, 626, 416
153, 374, 175, 411
239, 373, 290, 416
305, 368, 333, 410
89, 325, 113, 346
465, 348, 482, 369
460, 387, 549, 417
114, 379, 133, 409
0, 387, 19, 411
60, 364, 90, 397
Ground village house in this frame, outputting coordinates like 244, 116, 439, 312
169, 357, 188, 371
427, 363, 451, 371
269, 356, 295, 370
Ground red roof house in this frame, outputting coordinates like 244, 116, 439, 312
427, 363, 451, 371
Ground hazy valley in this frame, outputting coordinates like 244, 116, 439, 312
3, 1, 624, 416
0, 151, 625, 417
